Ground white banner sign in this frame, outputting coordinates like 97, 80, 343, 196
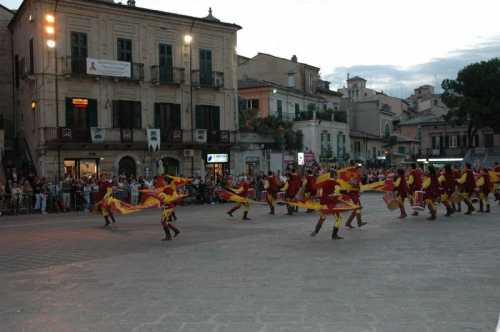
87, 58, 131, 78
207, 154, 228, 163
90, 127, 105, 143
147, 129, 161, 152
297, 152, 305, 166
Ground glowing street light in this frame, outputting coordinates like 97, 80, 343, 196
45, 26, 55, 34
47, 40, 56, 48
45, 14, 55, 23
184, 34, 193, 45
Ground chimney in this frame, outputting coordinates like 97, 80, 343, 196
291, 55, 297, 63
127, 0, 136, 6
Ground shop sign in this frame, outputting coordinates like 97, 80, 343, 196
72, 98, 89, 109
207, 154, 228, 163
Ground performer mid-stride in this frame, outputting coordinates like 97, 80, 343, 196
100, 187, 117, 227
344, 166, 367, 229
407, 163, 423, 216
159, 191, 181, 241
457, 163, 476, 215
264, 171, 280, 215
439, 164, 456, 217
227, 177, 252, 220
310, 174, 344, 240
422, 165, 440, 220
393, 169, 408, 219
477, 168, 492, 213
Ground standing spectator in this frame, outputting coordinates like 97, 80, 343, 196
62, 177, 72, 211
10, 182, 22, 214
33, 177, 47, 214
129, 179, 140, 205
83, 180, 92, 212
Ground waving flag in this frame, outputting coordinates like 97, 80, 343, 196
361, 180, 387, 192
336, 167, 361, 191
167, 175, 192, 186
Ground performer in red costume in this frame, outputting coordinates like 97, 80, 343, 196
393, 168, 409, 219
283, 169, 302, 215
476, 168, 492, 213
303, 169, 317, 213
438, 164, 456, 217
343, 165, 367, 229
423, 165, 440, 220
264, 171, 280, 215
457, 163, 476, 215
227, 177, 252, 220
310, 175, 344, 240
407, 163, 423, 216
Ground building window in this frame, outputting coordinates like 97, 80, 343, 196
449, 135, 458, 148
372, 147, 377, 159
321, 131, 332, 156
154, 103, 180, 130
199, 49, 213, 86
295, 103, 300, 119
195, 105, 220, 130
432, 136, 440, 150
246, 99, 259, 110
484, 133, 494, 147
65, 98, 97, 128
112, 100, 141, 129
158, 43, 173, 83
337, 133, 345, 158
117, 38, 132, 62
354, 141, 361, 153
29, 38, 34, 74
277, 100, 283, 120
398, 146, 406, 154
384, 123, 391, 138
71, 32, 88, 74
287, 74, 295, 88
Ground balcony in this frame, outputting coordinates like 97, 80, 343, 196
314, 79, 331, 91
62, 56, 88, 77
125, 63, 144, 81
41, 128, 236, 149
151, 66, 185, 85
295, 110, 314, 121
191, 70, 224, 89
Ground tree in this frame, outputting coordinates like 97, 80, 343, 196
441, 58, 500, 148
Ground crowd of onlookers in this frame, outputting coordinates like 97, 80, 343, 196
0, 164, 405, 216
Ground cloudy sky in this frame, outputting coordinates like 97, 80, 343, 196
3, 0, 500, 97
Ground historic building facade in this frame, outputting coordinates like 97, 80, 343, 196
9, 0, 240, 180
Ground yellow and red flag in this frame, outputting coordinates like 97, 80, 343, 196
336, 167, 361, 191
489, 171, 500, 183
167, 175, 192, 186
361, 180, 387, 192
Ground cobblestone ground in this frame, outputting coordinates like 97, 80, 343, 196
0, 193, 499, 332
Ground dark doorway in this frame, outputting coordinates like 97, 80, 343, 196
118, 156, 137, 178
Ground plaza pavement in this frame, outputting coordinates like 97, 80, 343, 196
0, 193, 499, 332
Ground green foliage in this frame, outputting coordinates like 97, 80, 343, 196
245, 115, 303, 151
441, 58, 500, 146
334, 111, 347, 123
239, 108, 259, 130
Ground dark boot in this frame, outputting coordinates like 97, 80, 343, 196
465, 202, 474, 215
104, 216, 110, 227
398, 206, 407, 219
162, 226, 172, 241
412, 211, 419, 216
310, 219, 324, 237
456, 202, 462, 212
227, 206, 238, 217
171, 212, 177, 221
109, 214, 116, 224
486, 204, 491, 213
479, 200, 484, 213
332, 227, 344, 240
445, 206, 452, 217
269, 206, 275, 215
242, 211, 251, 220
427, 207, 436, 220
356, 214, 367, 227
345, 213, 355, 229
168, 224, 180, 238
287, 205, 294, 215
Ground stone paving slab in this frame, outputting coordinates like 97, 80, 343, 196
0, 194, 499, 331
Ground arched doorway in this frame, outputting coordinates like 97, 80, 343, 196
162, 157, 180, 176
118, 156, 137, 178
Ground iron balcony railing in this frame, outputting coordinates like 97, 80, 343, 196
151, 66, 185, 85
191, 70, 224, 89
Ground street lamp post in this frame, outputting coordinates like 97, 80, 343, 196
184, 34, 194, 177
45, 13, 61, 182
